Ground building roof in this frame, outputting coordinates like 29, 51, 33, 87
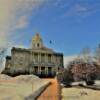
11, 33, 63, 56
11, 47, 63, 56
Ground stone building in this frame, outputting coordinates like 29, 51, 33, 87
2, 33, 64, 77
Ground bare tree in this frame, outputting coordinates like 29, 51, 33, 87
67, 58, 99, 85
95, 44, 100, 63
79, 47, 92, 63
0, 48, 7, 72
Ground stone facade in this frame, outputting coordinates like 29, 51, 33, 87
2, 33, 64, 77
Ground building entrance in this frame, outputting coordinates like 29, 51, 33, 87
41, 67, 45, 77
48, 67, 52, 76
34, 66, 38, 75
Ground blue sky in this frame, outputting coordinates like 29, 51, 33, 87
0, 0, 100, 56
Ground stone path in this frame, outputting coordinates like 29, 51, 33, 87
37, 78, 60, 100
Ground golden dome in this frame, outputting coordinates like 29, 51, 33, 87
32, 33, 42, 42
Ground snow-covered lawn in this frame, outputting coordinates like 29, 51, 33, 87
0, 74, 50, 100
62, 81, 100, 100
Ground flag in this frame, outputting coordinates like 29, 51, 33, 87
50, 40, 52, 44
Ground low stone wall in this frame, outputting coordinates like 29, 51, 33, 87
25, 82, 51, 100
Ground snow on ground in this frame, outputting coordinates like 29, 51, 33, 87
62, 81, 100, 100
0, 74, 50, 100
0, 74, 12, 80
13, 74, 40, 83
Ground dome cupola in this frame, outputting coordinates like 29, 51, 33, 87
31, 33, 43, 48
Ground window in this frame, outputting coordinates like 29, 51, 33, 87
48, 54, 51, 63
37, 43, 40, 47
41, 54, 45, 62
34, 53, 38, 62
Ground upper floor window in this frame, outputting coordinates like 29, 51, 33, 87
41, 54, 45, 62
37, 43, 40, 47
34, 53, 38, 62
48, 54, 51, 63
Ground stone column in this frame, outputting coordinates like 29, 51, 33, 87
38, 66, 40, 74
53, 55, 56, 64
50, 55, 52, 63
34, 53, 36, 63
52, 55, 54, 63
33, 67, 34, 73
45, 53, 48, 63
45, 67, 47, 75
39, 52, 41, 63
32, 52, 35, 62
39, 53, 42, 62
45, 54, 46, 63
47, 67, 48, 75
38, 53, 39, 63
39, 66, 41, 74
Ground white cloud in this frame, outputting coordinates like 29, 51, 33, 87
65, 4, 88, 16
15, 16, 28, 29
0, 0, 47, 71
0, 0, 47, 48
64, 3, 100, 17
0, 32, 10, 48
